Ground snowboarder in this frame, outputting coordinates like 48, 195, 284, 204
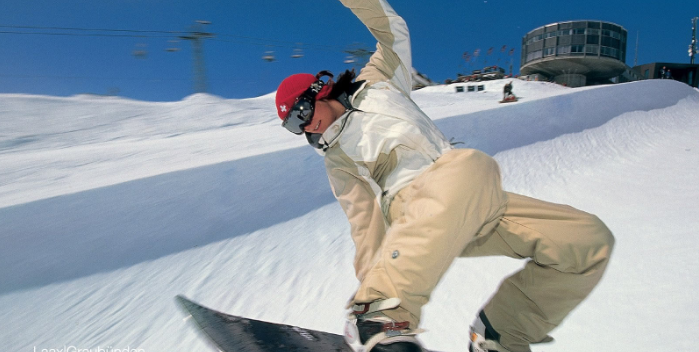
274, 1, 614, 351
501, 81, 516, 102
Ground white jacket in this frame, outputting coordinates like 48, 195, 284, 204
321, 0, 453, 281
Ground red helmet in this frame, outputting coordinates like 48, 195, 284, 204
275, 71, 333, 120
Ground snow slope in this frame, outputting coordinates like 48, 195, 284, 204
1, 79, 698, 352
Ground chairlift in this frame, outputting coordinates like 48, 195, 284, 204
133, 43, 148, 59
166, 39, 180, 52
291, 48, 304, 59
262, 51, 276, 62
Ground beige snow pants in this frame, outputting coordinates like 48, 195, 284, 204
353, 148, 614, 352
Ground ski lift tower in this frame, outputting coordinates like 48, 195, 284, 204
179, 20, 214, 93
691, 17, 698, 64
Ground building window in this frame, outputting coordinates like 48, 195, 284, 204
526, 34, 544, 45
571, 45, 585, 54
572, 28, 586, 35
526, 50, 543, 62
601, 36, 621, 48
586, 28, 600, 35
557, 45, 571, 55
644, 69, 650, 79
602, 30, 621, 40
558, 29, 572, 36
600, 46, 618, 58
585, 45, 599, 54
544, 47, 556, 56
545, 32, 557, 39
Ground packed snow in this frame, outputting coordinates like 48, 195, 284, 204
1, 79, 698, 352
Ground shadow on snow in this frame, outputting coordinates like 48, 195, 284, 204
0, 146, 333, 294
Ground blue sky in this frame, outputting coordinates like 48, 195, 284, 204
1, 0, 697, 101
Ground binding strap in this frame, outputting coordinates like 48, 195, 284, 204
345, 298, 425, 352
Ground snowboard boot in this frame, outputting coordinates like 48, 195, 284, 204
469, 310, 554, 352
344, 298, 424, 352
469, 311, 510, 352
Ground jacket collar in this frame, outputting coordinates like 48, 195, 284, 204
310, 80, 368, 154
348, 80, 368, 106
320, 108, 355, 151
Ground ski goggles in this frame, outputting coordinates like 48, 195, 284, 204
282, 93, 316, 135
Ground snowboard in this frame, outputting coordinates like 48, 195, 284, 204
499, 96, 519, 103
176, 295, 354, 351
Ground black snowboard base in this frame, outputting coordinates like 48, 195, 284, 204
176, 295, 353, 351
176, 295, 440, 352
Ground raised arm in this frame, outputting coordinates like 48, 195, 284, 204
340, 0, 413, 96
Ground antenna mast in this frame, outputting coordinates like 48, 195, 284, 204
691, 17, 698, 64
634, 31, 639, 67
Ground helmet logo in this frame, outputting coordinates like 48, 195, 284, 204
280, 104, 287, 113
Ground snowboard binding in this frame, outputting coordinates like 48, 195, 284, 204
344, 298, 424, 352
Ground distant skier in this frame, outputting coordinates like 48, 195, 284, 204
274, 1, 614, 351
502, 81, 516, 102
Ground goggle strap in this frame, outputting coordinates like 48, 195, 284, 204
316, 70, 334, 80
301, 80, 324, 100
